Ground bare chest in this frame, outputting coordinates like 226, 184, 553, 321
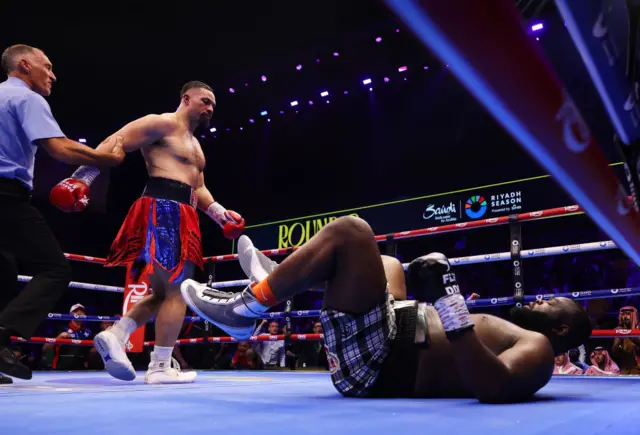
158, 134, 206, 171
415, 311, 518, 395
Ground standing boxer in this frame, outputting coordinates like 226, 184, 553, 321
0, 44, 124, 380
87, 81, 245, 384
181, 219, 593, 402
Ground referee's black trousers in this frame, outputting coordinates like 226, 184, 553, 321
0, 178, 71, 342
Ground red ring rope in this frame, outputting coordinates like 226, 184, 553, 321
11, 330, 639, 347
11, 333, 323, 346
202, 204, 588, 263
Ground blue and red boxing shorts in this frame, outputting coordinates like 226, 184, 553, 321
105, 177, 203, 283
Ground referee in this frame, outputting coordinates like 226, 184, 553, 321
0, 44, 124, 381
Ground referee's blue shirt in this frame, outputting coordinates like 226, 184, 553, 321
0, 76, 65, 190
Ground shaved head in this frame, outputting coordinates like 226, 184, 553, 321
1, 44, 41, 75
180, 80, 213, 98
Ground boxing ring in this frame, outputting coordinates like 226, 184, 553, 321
6, 0, 640, 432
3, 372, 640, 435
5, 193, 640, 433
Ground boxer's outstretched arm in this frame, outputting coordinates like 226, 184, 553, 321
100, 114, 175, 153
449, 330, 554, 403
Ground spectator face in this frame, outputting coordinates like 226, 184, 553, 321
554, 354, 566, 366
237, 342, 249, 355
592, 349, 605, 365
71, 308, 86, 326
619, 308, 636, 328
312, 322, 323, 334
268, 321, 279, 335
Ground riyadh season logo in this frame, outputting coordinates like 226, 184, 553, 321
465, 195, 487, 219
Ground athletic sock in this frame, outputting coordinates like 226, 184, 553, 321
243, 279, 278, 314
110, 317, 138, 344
152, 345, 173, 366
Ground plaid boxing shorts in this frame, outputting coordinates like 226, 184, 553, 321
320, 289, 398, 397
320, 289, 426, 398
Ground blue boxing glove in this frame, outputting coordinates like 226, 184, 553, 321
407, 253, 474, 341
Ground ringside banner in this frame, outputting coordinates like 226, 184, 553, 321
238, 166, 624, 252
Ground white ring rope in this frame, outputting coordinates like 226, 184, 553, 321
14, 240, 619, 292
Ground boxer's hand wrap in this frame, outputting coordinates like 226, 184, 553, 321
205, 202, 228, 225
434, 293, 474, 341
205, 202, 246, 239
71, 166, 100, 184
407, 252, 474, 341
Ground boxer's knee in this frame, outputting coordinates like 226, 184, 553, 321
326, 216, 375, 244
164, 284, 184, 300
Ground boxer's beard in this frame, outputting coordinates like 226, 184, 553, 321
510, 306, 556, 336
198, 115, 210, 130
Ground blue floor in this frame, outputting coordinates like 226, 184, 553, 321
2, 371, 640, 434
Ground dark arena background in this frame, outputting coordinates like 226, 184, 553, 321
2, 1, 640, 434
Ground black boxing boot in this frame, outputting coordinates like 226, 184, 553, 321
407, 253, 474, 341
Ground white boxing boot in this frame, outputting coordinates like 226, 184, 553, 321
93, 330, 137, 381
237, 235, 278, 282
144, 354, 197, 384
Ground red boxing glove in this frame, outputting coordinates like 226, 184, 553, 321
222, 210, 246, 240
206, 202, 246, 239
50, 178, 91, 212
50, 166, 100, 213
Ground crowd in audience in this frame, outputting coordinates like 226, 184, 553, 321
12, 294, 640, 376
551, 305, 640, 376
9, 312, 329, 372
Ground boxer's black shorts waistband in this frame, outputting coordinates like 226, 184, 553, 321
142, 177, 197, 208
